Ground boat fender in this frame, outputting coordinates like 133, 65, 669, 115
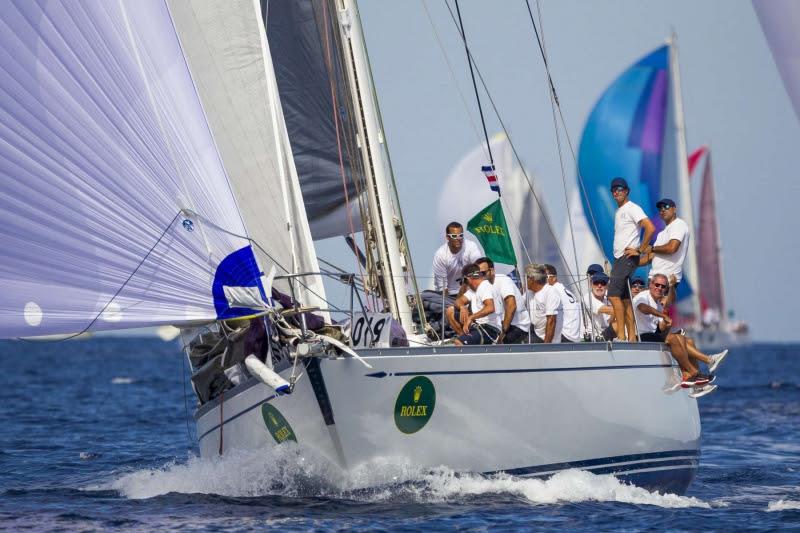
244, 354, 291, 394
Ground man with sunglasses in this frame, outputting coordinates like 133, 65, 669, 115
643, 198, 690, 297
634, 273, 711, 387
609, 177, 656, 342
544, 264, 582, 343
432, 221, 483, 297
525, 263, 563, 343
453, 263, 503, 346
583, 272, 616, 341
475, 257, 530, 344
630, 277, 646, 297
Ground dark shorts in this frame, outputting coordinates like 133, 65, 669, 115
608, 255, 639, 299
560, 334, 574, 343
640, 329, 668, 343
529, 329, 544, 343
502, 325, 528, 344
457, 324, 500, 345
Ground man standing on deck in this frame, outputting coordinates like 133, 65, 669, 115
608, 178, 655, 341
432, 221, 483, 297
544, 264, 582, 343
475, 257, 531, 344
525, 263, 563, 343
642, 198, 689, 306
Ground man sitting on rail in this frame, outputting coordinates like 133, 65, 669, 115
475, 257, 531, 344
452, 264, 503, 346
526, 263, 563, 343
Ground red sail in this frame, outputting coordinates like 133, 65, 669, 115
695, 153, 724, 314
687, 145, 708, 176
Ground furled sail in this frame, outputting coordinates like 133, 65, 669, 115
167, 0, 327, 311
437, 133, 568, 279
0, 1, 268, 337
577, 44, 699, 314
264, 0, 364, 240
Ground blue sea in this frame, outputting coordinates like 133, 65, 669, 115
0, 339, 798, 531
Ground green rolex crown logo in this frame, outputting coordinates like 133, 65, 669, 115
261, 404, 297, 444
394, 376, 436, 434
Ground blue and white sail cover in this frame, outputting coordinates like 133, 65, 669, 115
0, 1, 270, 337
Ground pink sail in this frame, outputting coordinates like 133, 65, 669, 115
695, 152, 725, 316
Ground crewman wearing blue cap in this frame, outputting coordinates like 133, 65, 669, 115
608, 177, 655, 341
642, 198, 690, 305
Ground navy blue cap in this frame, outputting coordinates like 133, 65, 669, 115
591, 272, 610, 284
586, 263, 604, 275
631, 277, 646, 287
656, 198, 676, 209
610, 177, 629, 190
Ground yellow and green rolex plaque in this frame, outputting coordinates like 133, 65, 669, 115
394, 376, 436, 434
261, 404, 296, 444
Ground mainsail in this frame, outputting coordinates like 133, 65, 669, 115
577, 43, 700, 316
694, 150, 725, 317
0, 1, 277, 337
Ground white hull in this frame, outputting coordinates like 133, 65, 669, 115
195, 343, 701, 494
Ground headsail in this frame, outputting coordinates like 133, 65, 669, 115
753, 0, 800, 123
695, 150, 725, 317
167, 0, 327, 312
0, 1, 267, 337
264, 0, 364, 241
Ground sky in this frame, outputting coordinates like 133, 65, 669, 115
333, 0, 800, 342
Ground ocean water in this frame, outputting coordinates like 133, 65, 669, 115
0, 339, 798, 531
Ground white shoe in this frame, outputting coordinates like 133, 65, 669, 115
689, 384, 718, 398
709, 349, 729, 373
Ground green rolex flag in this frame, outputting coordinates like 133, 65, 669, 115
467, 199, 516, 265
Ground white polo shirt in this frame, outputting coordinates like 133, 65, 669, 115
467, 279, 503, 330
633, 290, 663, 335
552, 282, 582, 342
613, 200, 648, 259
493, 273, 531, 330
583, 291, 610, 337
432, 239, 483, 293
650, 217, 690, 282
528, 284, 563, 342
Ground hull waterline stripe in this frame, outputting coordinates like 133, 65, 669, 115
198, 393, 276, 442
390, 363, 671, 377
494, 449, 698, 477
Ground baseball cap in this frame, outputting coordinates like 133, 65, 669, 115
586, 263, 604, 275
656, 198, 676, 209
610, 177, 629, 190
631, 277, 645, 287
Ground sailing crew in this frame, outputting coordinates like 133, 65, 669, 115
453, 264, 502, 345
608, 177, 655, 342
642, 198, 690, 287
584, 272, 616, 341
432, 221, 483, 297
525, 263, 563, 343
475, 257, 531, 344
633, 273, 710, 387
544, 264, 582, 343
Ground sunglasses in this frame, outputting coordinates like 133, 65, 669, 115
466, 273, 483, 279
611, 186, 626, 193
658, 205, 674, 211
652, 282, 668, 289
447, 233, 464, 240
631, 284, 645, 289
592, 281, 608, 286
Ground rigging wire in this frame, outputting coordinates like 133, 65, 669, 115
454, 0, 494, 168
442, 0, 580, 280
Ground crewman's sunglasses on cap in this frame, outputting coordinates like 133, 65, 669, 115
447, 232, 464, 239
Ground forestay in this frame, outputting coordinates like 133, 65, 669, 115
0, 1, 268, 337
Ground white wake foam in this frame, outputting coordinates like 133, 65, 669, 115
111, 377, 134, 384
100, 445, 707, 508
767, 499, 800, 512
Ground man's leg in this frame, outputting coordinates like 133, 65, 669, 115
666, 333, 697, 376
684, 338, 712, 365
623, 299, 637, 342
445, 306, 462, 336
609, 296, 626, 340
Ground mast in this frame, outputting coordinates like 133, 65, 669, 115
335, 0, 421, 332
667, 33, 702, 321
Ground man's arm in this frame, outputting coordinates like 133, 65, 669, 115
652, 238, 681, 255
464, 298, 495, 331
544, 314, 556, 343
638, 217, 656, 254
501, 295, 516, 333
636, 302, 670, 323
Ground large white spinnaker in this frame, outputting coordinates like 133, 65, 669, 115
167, 1, 327, 313
0, 1, 268, 337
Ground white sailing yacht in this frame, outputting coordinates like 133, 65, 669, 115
0, 1, 701, 494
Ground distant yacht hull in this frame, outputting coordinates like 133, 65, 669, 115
195, 343, 701, 495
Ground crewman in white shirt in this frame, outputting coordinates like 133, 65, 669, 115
432, 221, 483, 296
525, 263, 563, 343
475, 257, 531, 344
608, 177, 655, 342
544, 264, 583, 342
642, 198, 689, 308
583, 272, 616, 341
454, 263, 502, 345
